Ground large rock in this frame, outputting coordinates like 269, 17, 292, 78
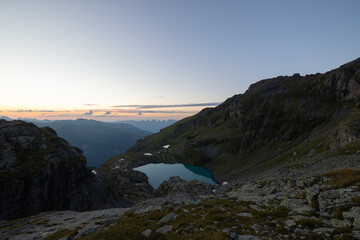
318, 188, 360, 217
0, 120, 129, 220
280, 198, 315, 215
343, 207, 360, 229
305, 184, 320, 207
155, 176, 216, 196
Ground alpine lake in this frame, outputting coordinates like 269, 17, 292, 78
134, 163, 217, 189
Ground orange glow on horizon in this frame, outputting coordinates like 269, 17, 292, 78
0, 106, 210, 121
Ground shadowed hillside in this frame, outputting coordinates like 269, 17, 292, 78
128, 58, 360, 179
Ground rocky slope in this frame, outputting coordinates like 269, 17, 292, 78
129, 58, 360, 180
0, 120, 139, 220
3, 169, 360, 239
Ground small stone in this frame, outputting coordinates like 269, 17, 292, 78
330, 218, 352, 228
285, 219, 296, 227
249, 204, 262, 211
295, 228, 308, 234
250, 224, 260, 231
237, 212, 253, 218
222, 228, 231, 233
158, 212, 178, 224
156, 225, 172, 235
237, 235, 261, 240
142, 229, 152, 238
313, 227, 334, 234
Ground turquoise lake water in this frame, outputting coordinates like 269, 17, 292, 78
134, 163, 217, 189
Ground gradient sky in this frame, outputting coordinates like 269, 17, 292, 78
1, 0, 360, 120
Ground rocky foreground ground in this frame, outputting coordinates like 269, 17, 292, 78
1, 168, 360, 240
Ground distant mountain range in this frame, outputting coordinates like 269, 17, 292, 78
33, 119, 153, 167
0, 117, 154, 167
116, 120, 177, 132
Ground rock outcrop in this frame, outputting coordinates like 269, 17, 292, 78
0, 120, 130, 220
155, 176, 216, 196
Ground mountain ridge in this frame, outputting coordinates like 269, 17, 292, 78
128, 57, 360, 179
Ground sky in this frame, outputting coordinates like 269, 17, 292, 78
1, 0, 360, 121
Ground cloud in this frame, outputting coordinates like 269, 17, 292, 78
84, 110, 93, 115
112, 102, 221, 109
104, 111, 111, 115
10, 109, 55, 113
138, 112, 142, 115
83, 104, 99, 106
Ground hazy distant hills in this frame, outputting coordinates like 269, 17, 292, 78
30, 119, 151, 167
116, 120, 177, 132
0, 116, 12, 121
0, 117, 178, 167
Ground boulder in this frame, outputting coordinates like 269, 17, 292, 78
318, 188, 360, 217
343, 207, 360, 229
155, 176, 216, 196
280, 198, 314, 214
305, 184, 320, 207
330, 219, 352, 228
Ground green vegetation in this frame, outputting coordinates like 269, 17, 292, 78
43, 228, 78, 240
295, 218, 322, 229
323, 169, 360, 189
78, 196, 294, 240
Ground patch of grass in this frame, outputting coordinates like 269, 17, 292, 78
309, 198, 319, 210
333, 226, 352, 235
43, 229, 78, 240
327, 140, 360, 157
323, 169, 360, 189
335, 233, 359, 240
333, 207, 344, 220
256, 206, 289, 218
190, 231, 228, 240
295, 218, 322, 229
36, 218, 50, 225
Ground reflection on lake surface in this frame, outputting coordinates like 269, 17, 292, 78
134, 163, 216, 189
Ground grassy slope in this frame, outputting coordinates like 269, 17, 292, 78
122, 58, 360, 179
